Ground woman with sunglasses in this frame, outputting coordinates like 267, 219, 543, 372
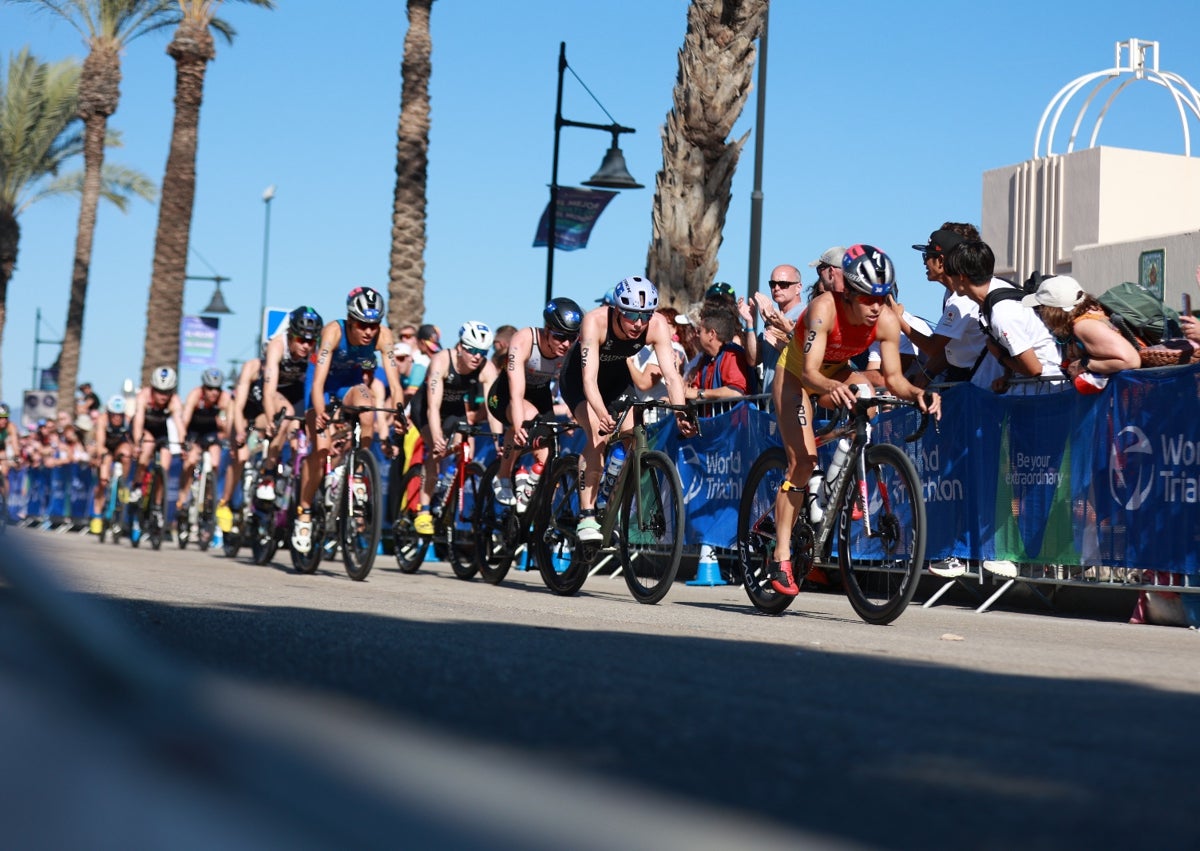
293, 287, 405, 555
559, 275, 697, 544
485, 297, 584, 505
409, 320, 500, 535
769, 245, 941, 596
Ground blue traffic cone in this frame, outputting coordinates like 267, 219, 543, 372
517, 547, 530, 571
687, 544, 728, 586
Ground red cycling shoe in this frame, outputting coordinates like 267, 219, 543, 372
769, 560, 800, 597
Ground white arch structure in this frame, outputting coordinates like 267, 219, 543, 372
1034, 38, 1200, 159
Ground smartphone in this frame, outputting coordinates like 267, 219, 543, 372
1184, 293, 1193, 316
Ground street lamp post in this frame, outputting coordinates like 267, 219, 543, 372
546, 42, 643, 305
257, 185, 276, 354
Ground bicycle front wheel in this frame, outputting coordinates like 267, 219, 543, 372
197, 470, 217, 550
291, 500, 326, 574
341, 448, 382, 581
736, 447, 795, 615
147, 471, 166, 551
474, 460, 516, 585
618, 450, 685, 604
837, 442, 926, 625
532, 454, 589, 596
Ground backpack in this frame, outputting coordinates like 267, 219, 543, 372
977, 283, 1027, 340
1096, 281, 1182, 347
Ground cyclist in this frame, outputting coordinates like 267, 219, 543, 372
0, 403, 17, 508
559, 275, 696, 543
409, 320, 499, 534
129, 366, 186, 504
293, 286, 404, 554
769, 245, 941, 596
88, 395, 133, 534
177, 367, 231, 518
486, 297, 583, 505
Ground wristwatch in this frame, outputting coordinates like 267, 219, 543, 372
697, 389, 706, 400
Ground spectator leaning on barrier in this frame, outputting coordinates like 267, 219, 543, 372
1022, 275, 1141, 394
1182, 264, 1200, 344
863, 280, 935, 390
945, 240, 1064, 395
684, 302, 754, 416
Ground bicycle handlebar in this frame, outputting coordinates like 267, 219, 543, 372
848, 391, 934, 444
603, 397, 701, 437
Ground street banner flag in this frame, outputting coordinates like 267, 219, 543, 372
180, 315, 219, 368
533, 186, 617, 251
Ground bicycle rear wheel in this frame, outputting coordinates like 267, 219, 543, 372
532, 454, 589, 596
474, 460, 517, 585
618, 450, 685, 604
197, 470, 216, 550
291, 500, 326, 574
447, 461, 484, 580
147, 470, 166, 551
736, 447, 796, 615
341, 448, 382, 581
391, 466, 428, 573
838, 443, 926, 625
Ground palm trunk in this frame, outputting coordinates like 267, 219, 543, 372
646, 0, 766, 309
141, 22, 214, 386
387, 0, 435, 329
0, 208, 17, 401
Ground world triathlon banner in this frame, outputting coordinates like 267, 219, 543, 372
647, 363, 1199, 572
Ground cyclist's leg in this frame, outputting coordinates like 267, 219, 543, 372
771, 369, 818, 595
93, 451, 112, 516
178, 439, 200, 509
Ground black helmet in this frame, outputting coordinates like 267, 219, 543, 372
543, 297, 583, 336
288, 305, 323, 340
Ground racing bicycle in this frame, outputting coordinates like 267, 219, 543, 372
737, 390, 932, 625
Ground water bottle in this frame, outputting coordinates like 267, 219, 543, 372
598, 444, 626, 507
516, 460, 544, 514
324, 464, 344, 510
806, 469, 826, 525
821, 438, 852, 504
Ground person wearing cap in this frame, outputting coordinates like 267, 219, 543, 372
769, 245, 941, 597
943, 240, 1064, 395
1024, 274, 1140, 393
748, 264, 805, 393
900, 224, 990, 386
416, 324, 442, 355
809, 246, 847, 298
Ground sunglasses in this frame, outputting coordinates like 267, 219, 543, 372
857, 294, 888, 306
350, 319, 381, 329
921, 250, 942, 263
549, 330, 578, 343
618, 308, 654, 324
768, 279, 798, 289
463, 345, 489, 357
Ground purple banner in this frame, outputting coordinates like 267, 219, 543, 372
180, 315, 219, 368
533, 186, 617, 251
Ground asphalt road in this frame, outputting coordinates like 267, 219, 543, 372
5, 528, 1199, 849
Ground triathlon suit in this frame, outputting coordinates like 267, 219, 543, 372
559, 308, 647, 411
486, 327, 565, 425
780, 295, 879, 384
410, 351, 485, 432
186, 395, 224, 448
246, 346, 312, 422
303, 319, 378, 406
142, 399, 171, 443
104, 415, 131, 454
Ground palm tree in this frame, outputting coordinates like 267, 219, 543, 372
11, 0, 178, 413
387, 0, 435, 329
646, 0, 767, 307
140, 0, 274, 386
0, 46, 154, 400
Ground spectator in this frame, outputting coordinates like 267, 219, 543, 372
1023, 275, 1141, 393
416, 323, 441, 355
76, 382, 101, 413
1182, 264, 1200, 344
945, 240, 1064, 394
748, 264, 805, 394
704, 282, 752, 354
684, 302, 754, 415
673, 308, 701, 363
863, 280, 935, 389
810, 246, 847, 297
902, 225, 990, 386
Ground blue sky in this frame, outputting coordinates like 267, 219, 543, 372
3, 1, 1199, 403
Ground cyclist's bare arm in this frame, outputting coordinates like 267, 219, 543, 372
874, 312, 942, 418
506, 329, 533, 444
309, 321, 341, 430
424, 349, 451, 453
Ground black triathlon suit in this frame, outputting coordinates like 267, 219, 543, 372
243, 348, 309, 422
186, 399, 223, 448
410, 354, 484, 433
142, 402, 171, 443
559, 308, 647, 411
486, 327, 564, 425
104, 416, 131, 454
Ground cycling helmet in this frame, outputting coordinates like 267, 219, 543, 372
0, 403, 8, 417
288, 305, 323, 340
201, 367, 224, 389
613, 275, 659, 312
150, 366, 177, 392
543, 297, 583, 335
106, 395, 126, 415
841, 244, 895, 297
346, 286, 384, 323
458, 320, 494, 351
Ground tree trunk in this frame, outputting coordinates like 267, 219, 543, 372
0, 208, 17, 401
141, 22, 214, 386
387, 0, 435, 329
58, 42, 121, 415
646, 0, 766, 310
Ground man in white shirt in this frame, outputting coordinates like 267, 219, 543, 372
945, 240, 1064, 395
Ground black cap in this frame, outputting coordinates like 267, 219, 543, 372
912, 228, 964, 256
